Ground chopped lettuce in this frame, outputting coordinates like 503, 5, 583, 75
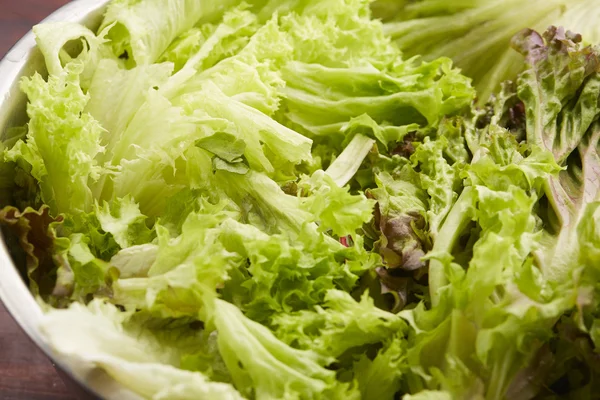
397, 27, 600, 399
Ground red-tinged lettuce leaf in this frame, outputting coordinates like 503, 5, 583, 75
513, 26, 600, 165
369, 171, 429, 272
0, 127, 43, 211
512, 27, 600, 283
527, 317, 600, 399
0, 205, 66, 298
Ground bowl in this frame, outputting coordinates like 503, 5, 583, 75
0, 1, 132, 399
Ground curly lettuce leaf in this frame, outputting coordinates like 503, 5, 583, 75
353, 333, 408, 400
212, 298, 359, 400
113, 207, 239, 320
0, 206, 64, 297
299, 170, 375, 238
159, 5, 259, 73
272, 290, 406, 358
94, 195, 152, 249
6, 62, 104, 216
512, 27, 600, 283
219, 219, 362, 321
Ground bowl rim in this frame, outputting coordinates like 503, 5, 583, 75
0, 1, 121, 399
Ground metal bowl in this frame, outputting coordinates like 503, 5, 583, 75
0, 1, 136, 399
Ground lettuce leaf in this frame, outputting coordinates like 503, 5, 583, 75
272, 290, 406, 358
6, 61, 104, 216
512, 28, 600, 283
0, 206, 64, 297
100, 0, 244, 66
219, 219, 362, 321
399, 26, 600, 400
212, 298, 359, 400
40, 300, 245, 400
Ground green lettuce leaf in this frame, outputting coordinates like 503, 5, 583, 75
299, 170, 375, 238
159, 5, 259, 73
353, 332, 408, 400
100, 0, 244, 66
219, 219, 362, 321
33, 22, 110, 88
403, 391, 452, 400
212, 298, 359, 400
113, 205, 239, 320
40, 300, 244, 400
272, 290, 406, 358
6, 61, 104, 216
95, 195, 152, 249
281, 58, 474, 140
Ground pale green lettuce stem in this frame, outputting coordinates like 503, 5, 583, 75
429, 187, 476, 307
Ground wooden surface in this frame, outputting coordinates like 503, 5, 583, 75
0, 1, 75, 398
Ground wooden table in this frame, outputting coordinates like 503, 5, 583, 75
0, 2, 75, 398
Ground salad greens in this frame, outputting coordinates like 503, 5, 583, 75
1, 0, 600, 399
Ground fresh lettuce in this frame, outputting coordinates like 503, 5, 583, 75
6, 62, 105, 216
398, 28, 600, 399
2, 0, 600, 399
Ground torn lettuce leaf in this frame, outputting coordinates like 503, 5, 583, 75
272, 290, 406, 358
113, 207, 240, 321
94, 195, 152, 249
353, 332, 408, 400
219, 219, 364, 322
299, 169, 376, 238
40, 300, 245, 400
0, 206, 65, 298
212, 298, 359, 400
280, 57, 474, 141
6, 61, 104, 216
511, 28, 600, 283
159, 5, 260, 73
99, 0, 244, 66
